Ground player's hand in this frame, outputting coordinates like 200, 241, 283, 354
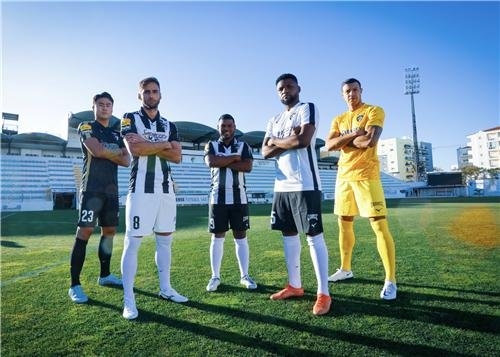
162, 141, 172, 150
125, 133, 146, 143
354, 128, 367, 137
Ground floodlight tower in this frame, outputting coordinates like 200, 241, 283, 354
404, 67, 422, 181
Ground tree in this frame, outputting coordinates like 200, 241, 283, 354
486, 168, 500, 179
460, 165, 482, 184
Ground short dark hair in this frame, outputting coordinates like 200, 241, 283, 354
139, 77, 161, 90
218, 113, 235, 122
93, 92, 114, 105
275, 73, 298, 86
342, 78, 362, 88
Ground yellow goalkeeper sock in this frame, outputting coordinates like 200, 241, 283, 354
370, 218, 396, 282
338, 218, 355, 271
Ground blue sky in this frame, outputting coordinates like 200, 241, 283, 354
2, 1, 499, 170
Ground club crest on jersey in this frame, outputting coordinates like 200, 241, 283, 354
79, 122, 92, 132
78, 123, 92, 139
356, 114, 364, 122
307, 213, 319, 225
121, 118, 131, 131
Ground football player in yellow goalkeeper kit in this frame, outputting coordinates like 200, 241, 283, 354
326, 78, 397, 300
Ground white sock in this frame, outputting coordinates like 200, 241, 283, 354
155, 234, 173, 292
234, 237, 249, 278
307, 234, 329, 296
283, 235, 301, 288
209, 235, 224, 278
121, 235, 142, 301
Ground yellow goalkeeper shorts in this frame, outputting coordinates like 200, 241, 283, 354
334, 179, 387, 217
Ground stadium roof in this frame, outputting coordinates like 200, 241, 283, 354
315, 138, 325, 148
68, 111, 121, 131
239, 131, 266, 148
2, 133, 66, 148
174, 121, 218, 143
8, 132, 66, 146
63, 113, 325, 149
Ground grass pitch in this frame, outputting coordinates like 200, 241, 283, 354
1, 199, 499, 356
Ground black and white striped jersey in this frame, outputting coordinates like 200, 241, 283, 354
121, 108, 179, 194
204, 138, 253, 205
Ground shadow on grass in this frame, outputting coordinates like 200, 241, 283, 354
88, 297, 330, 357
332, 277, 500, 334
87, 285, 474, 356
0, 240, 24, 248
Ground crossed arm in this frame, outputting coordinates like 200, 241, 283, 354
83, 137, 130, 167
261, 123, 315, 159
205, 153, 252, 173
124, 132, 182, 164
326, 125, 383, 151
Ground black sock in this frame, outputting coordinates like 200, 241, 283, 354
70, 238, 88, 287
98, 236, 113, 278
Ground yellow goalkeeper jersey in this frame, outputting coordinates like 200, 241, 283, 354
330, 103, 384, 181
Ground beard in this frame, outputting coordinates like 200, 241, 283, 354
280, 94, 298, 106
143, 99, 160, 110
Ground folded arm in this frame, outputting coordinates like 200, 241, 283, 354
262, 124, 314, 159
83, 137, 130, 167
124, 133, 181, 163
325, 128, 366, 151
351, 125, 383, 149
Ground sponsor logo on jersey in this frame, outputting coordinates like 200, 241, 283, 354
142, 129, 168, 142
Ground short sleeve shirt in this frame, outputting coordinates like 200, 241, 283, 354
121, 108, 179, 194
330, 103, 385, 180
204, 138, 253, 205
78, 120, 124, 195
264, 102, 322, 192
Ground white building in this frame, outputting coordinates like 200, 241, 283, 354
466, 126, 500, 169
378, 137, 415, 181
456, 146, 471, 168
419, 141, 433, 173
378, 137, 433, 182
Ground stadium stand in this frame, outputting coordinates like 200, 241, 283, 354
1, 153, 411, 211
0, 115, 412, 211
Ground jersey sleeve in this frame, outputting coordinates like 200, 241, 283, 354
329, 115, 340, 135
242, 142, 253, 160
121, 113, 137, 136
115, 131, 126, 148
300, 103, 318, 127
77, 121, 94, 142
264, 118, 273, 139
168, 122, 180, 142
204, 141, 215, 156
366, 106, 385, 128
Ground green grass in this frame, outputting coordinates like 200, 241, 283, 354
1, 199, 499, 356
